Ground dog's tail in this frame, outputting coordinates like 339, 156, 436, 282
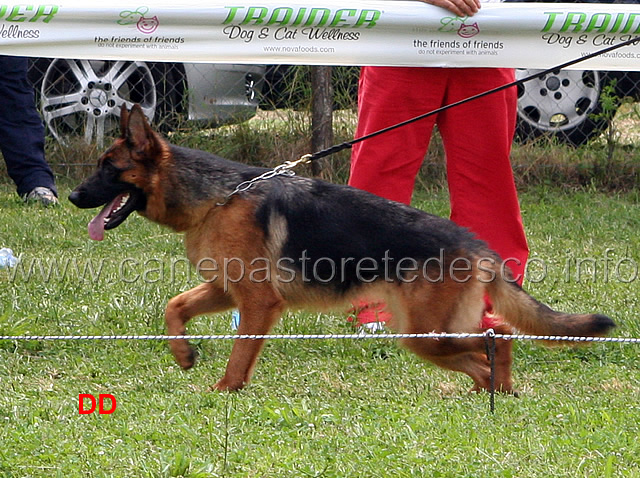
485, 267, 615, 339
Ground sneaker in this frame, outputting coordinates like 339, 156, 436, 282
25, 187, 58, 206
359, 321, 386, 334
230, 309, 241, 330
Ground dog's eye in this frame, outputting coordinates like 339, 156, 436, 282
102, 162, 122, 179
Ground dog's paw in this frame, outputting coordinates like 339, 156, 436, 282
180, 348, 198, 370
210, 377, 246, 392
470, 385, 519, 397
170, 340, 198, 369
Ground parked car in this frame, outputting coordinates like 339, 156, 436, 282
27, 59, 266, 145
515, 64, 640, 146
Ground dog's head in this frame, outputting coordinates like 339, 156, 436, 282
69, 104, 160, 241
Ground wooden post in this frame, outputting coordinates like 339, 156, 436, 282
310, 66, 334, 177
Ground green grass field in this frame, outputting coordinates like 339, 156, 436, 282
0, 183, 639, 477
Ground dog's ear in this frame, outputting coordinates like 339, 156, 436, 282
125, 104, 158, 158
119, 104, 129, 137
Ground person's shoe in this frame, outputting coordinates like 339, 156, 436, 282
24, 187, 58, 206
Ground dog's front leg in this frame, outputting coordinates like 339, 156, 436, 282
212, 284, 285, 392
165, 283, 234, 369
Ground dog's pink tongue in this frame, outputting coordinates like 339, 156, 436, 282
87, 195, 122, 241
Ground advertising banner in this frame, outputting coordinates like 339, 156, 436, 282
1, 1, 640, 69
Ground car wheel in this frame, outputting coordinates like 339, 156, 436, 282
515, 69, 618, 146
33, 59, 183, 145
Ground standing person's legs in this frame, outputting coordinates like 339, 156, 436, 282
0, 55, 57, 200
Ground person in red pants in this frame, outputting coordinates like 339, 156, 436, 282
348, 3, 529, 364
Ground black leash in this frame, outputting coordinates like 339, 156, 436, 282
306, 35, 640, 163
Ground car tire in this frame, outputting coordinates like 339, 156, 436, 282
515, 68, 619, 146
28, 58, 184, 145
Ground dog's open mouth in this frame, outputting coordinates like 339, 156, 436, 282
88, 191, 143, 241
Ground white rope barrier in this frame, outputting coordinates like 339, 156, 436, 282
0, 332, 638, 343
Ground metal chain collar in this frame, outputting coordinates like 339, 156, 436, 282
217, 154, 312, 206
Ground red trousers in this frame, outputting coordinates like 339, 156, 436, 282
349, 66, 529, 283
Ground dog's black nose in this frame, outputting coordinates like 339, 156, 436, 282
68, 190, 81, 206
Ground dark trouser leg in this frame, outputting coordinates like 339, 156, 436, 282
0, 55, 56, 197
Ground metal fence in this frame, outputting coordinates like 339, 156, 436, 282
27, 60, 640, 147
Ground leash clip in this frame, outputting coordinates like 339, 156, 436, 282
284, 154, 313, 169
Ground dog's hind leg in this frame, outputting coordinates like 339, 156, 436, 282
212, 283, 285, 392
424, 326, 514, 394
393, 282, 515, 393
165, 283, 235, 369
400, 332, 514, 393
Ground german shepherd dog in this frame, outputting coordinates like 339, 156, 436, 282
69, 105, 615, 393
